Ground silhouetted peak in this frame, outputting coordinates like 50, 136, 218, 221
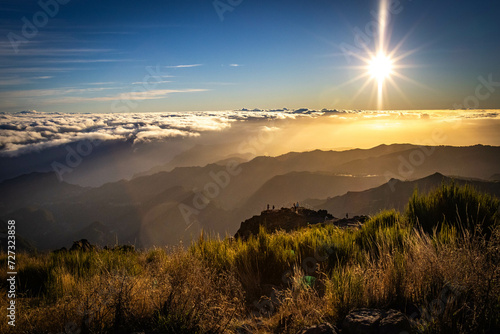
425, 172, 446, 180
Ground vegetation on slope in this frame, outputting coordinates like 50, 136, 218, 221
0, 183, 499, 333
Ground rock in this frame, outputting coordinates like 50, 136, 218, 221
343, 309, 383, 334
69, 239, 95, 252
235, 207, 335, 239
342, 309, 413, 334
296, 323, 338, 334
379, 309, 412, 334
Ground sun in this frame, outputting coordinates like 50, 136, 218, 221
368, 53, 393, 84
333, 0, 422, 110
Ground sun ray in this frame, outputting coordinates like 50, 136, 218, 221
377, 0, 389, 53
347, 76, 375, 105
332, 72, 371, 90
385, 76, 414, 107
390, 71, 433, 92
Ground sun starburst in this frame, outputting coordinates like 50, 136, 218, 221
333, 0, 425, 110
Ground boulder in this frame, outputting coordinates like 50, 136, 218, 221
296, 323, 338, 334
379, 309, 412, 334
342, 308, 413, 334
69, 239, 95, 252
343, 309, 383, 334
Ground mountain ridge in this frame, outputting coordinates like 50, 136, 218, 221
2, 144, 499, 250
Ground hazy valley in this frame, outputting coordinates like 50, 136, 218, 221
2, 143, 499, 251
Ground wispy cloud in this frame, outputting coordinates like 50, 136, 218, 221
0, 87, 209, 106
201, 81, 236, 86
132, 80, 172, 85
0, 67, 75, 74
165, 64, 202, 68
229, 64, 242, 67
40, 59, 131, 64
0, 75, 53, 86
0, 46, 114, 57
85, 82, 119, 86
0, 77, 31, 86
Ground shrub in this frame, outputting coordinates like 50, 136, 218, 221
406, 182, 499, 233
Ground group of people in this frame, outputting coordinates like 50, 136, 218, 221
265, 202, 300, 212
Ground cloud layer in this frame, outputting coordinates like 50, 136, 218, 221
0, 110, 306, 157
1, 109, 498, 157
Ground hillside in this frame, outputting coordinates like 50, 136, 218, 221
237, 172, 386, 218
310, 172, 500, 217
0, 172, 88, 212
333, 144, 500, 180
2, 144, 500, 250
1, 183, 498, 333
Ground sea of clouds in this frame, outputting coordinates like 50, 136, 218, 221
1, 108, 499, 157
0, 109, 326, 157
0, 108, 499, 186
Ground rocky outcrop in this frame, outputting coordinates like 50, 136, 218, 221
235, 207, 334, 239
235, 207, 368, 239
296, 323, 338, 334
342, 308, 413, 334
69, 239, 96, 252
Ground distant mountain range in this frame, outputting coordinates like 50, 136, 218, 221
1, 144, 499, 250
306, 172, 500, 218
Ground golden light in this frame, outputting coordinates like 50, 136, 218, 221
368, 53, 393, 85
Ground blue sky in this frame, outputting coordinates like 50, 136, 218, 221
1, 0, 499, 113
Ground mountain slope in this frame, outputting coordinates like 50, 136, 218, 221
2, 144, 500, 249
237, 172, 387, 218
0, 172, 88, 213
310, 173, 500, 217
334, 145, 500, 181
